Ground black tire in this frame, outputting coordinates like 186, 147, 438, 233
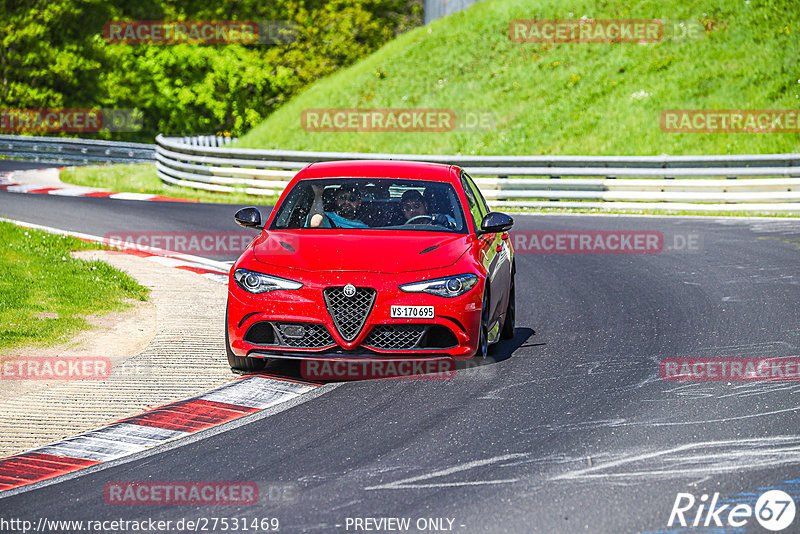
475, 291, 490, 359
500, 272, 516, 340
225, 309, 267, 373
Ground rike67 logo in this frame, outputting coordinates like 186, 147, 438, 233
668, 490, 796, 531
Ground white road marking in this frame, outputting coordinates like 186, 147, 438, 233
365, 453, 527, 490
551, 436, 800, 482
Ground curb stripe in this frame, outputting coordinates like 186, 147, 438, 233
49, 187, 100, 197
0, 455, 96, 481
108, 192, 158, 201
175, 265, 227, 276
151, 195, 199, 203
202, 273, 230, 283
0, 181, 199, 203
108, 249, 154, 258
121, 398, 258, 433
27, 187, 58, 194
35, 424, 189, 462
0, 453, 100, 487
5, 184, 40, 193
0, 375, 319, 493
200, 375, 318, 409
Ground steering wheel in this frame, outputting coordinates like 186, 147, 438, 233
404, 215, 434, 225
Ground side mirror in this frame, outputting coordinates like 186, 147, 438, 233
479, 212, 514, 234
234, 207, 264, 230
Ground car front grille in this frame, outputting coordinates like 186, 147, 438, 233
363, 324, 426, 350
323, 286, 376, 341
273, 322, 335, 348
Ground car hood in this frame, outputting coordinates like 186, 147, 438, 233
252, 231, 471, 273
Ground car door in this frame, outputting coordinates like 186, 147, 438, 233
461, 172, 511, 342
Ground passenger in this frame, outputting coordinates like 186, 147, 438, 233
308, 183, 369, 228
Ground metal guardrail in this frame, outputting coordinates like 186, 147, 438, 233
0, 134, 155, 165
2, 134, 798, 211
156, 135, 800, 210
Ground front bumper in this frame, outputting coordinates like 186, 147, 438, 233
227, 268, 483, 360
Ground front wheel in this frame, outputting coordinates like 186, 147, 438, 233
500, 273, 515, 340
475, 291, 490, 359
225, 309, 266, 373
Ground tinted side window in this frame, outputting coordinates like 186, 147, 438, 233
463, 172, 489, 219
460, 175, 482, 230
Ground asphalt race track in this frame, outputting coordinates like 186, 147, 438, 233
0, 160, 59, 172
2, 189, 800, 533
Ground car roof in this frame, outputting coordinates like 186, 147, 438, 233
296, 159, 459, 183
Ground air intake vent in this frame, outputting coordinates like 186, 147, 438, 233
243, 322, 275, 345
364, 324, 426, 350
273, 322, 335, 348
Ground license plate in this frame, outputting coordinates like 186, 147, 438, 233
390, 305, 434, 319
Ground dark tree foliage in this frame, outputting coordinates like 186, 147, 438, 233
0, 0, 422, 140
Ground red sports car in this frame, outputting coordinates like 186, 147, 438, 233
225, 160, 515, 373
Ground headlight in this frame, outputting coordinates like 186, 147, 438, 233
233, 269, 302, 294
399, 274, 479, 298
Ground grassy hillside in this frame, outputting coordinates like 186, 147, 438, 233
237, 0, 799, 155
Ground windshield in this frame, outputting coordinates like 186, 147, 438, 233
270, 178, 468, 233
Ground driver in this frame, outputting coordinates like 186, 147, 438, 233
308, 183, 369, 228
400, 190, 456, 229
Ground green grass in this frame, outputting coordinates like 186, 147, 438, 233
0, 222, 149, 354
61, 163, 280, 205
237, 0, 800, 156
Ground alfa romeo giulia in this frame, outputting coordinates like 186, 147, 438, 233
225, 160, 515, 374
